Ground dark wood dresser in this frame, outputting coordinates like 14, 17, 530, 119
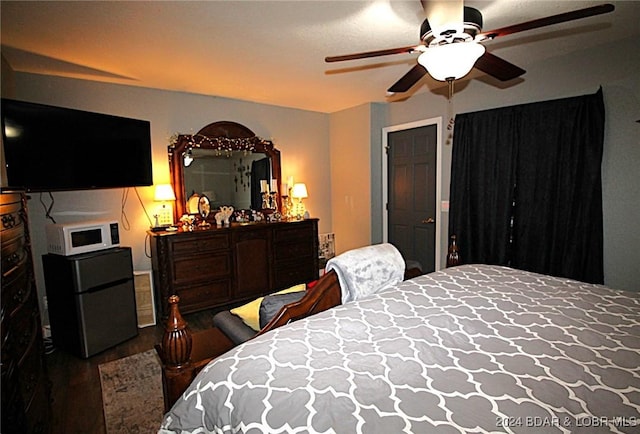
149, 218, 319, 319
1, 191, 52, 433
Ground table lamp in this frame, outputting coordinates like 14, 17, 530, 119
291, 183, 308, 220
153, 184, 176, 228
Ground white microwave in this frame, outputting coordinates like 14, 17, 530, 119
45, 220, 120, 256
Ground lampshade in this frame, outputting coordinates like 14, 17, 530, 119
154, 184, 176, 201
417, 42, 485, 81
291, 183, 308, 199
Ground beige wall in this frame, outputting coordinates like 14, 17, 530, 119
329, 104, 372, 254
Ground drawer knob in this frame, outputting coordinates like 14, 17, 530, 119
1, 214, 17, 230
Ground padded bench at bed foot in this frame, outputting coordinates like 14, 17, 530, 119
212, 310, 256, 345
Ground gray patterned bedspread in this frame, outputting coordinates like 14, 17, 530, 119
159, 265, 640, 434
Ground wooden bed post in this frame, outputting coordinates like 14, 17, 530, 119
156, 295, 194, 412
162, 295, 193, 367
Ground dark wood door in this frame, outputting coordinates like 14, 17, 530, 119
387, 125, 437, 273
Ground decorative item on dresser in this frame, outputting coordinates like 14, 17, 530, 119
1, 191, 52, 433
149, 218, 320, 319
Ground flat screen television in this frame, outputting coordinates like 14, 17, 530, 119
1, 98, 153, 192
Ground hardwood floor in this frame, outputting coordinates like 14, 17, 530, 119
45, 308, 216, 434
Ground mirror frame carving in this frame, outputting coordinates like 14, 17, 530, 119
169, 121, 281, 221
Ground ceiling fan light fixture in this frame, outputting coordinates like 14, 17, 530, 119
417, 42, 486, 82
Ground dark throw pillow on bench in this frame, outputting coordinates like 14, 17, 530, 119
259, 291, 306, 329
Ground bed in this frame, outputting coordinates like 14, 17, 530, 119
159, 264, 640, 434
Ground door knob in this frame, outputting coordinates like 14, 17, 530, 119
421, 217, 435, 224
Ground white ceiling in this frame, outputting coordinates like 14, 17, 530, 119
1, 1, 638, 113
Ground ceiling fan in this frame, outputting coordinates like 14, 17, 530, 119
325, 1, 615, 93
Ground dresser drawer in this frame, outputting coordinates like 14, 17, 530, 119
274, 240, 316, 262
4, 295, 40, 361
1, 264, 34, 319
170, 233, 230, 255
173, 253, 231, 285
272, 222, 317, 263
1, 231, 28, 276
176, 280, 232, 313
273, 224, 314, 245
1, 314, 16, 372
0, 194, 25, 239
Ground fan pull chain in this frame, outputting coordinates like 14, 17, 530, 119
446, 79, 455, 145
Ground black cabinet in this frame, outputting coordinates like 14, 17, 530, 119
42, 247, 138, 358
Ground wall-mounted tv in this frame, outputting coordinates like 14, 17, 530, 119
1, 98, 153, 192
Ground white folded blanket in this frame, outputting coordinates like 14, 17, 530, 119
325, 243, 405, 303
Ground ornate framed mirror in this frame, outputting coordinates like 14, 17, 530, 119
169, 121, 281, 221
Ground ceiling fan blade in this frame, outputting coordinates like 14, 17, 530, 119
474, 52, 525, 81
325, 46, 420, 63
478, 3, 615, 40
387, 64, 427, 93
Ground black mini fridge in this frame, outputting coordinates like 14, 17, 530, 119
43, 247, 138, 358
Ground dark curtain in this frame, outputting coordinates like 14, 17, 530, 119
251, 157, 271, 210
449, 88, 605, 283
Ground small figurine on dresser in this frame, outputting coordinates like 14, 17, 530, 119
179, 214, 195, 231
215, 206, 234, 226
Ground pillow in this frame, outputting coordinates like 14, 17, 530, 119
259, 291, 306, 329
230, 283, 305, 331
